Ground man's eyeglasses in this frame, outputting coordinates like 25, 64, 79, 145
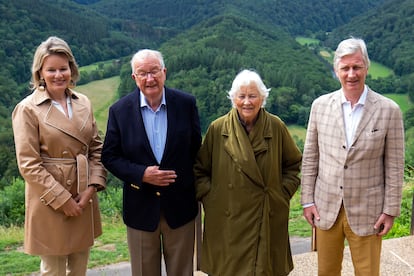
134, 68, 163, 79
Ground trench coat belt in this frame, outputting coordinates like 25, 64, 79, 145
41, 154, 89, 193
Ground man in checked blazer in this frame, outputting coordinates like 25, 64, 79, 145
301, 38, 404, 276
102, 49, 201, 276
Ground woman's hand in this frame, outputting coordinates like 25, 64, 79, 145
61, 197, 83, 217
74, 186, 96, 209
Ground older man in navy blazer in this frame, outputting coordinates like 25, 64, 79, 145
102, 49, 201, 276
301, 38, 404, 276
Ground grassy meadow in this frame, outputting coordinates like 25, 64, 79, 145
75, 76, 120, 133
384, 93, 412, 113
295, 36, 319, 46
369, 61, 394, 79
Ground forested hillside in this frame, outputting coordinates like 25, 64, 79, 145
118, 15, 338, 131
1, 0, 414, 187
87, 0, 385, 35
325, 0, 414, 76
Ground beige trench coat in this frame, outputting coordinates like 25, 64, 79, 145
194, 108, 302, 275
12, 88, 106, 256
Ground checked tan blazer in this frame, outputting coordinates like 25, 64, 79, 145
301, 87, 405, 236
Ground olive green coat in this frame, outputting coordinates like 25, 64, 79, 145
194, 108, 302, 276
12, 89, 106, 256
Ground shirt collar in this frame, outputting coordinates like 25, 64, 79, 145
33, 88, 77, 105
340, 85, 368, 106
140, 89, 166, 110
51, 94, 71, 106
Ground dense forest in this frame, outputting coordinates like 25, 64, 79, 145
1, 0, 414, 188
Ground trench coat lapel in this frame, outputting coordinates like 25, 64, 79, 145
223, 108, 265, 187
35, 90, 91, 146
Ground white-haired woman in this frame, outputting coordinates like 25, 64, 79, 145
194, 69, 302, 275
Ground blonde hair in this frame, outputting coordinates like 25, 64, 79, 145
31, 36, 79, 90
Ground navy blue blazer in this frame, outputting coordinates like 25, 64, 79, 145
102, 87, 201, 231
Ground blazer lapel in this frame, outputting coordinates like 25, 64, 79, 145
331, 91, 347, 142
161, 88, 177, 162
351, 89, 377, 145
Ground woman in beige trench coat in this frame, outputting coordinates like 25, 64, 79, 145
12, 36, 106, 276
194, 69, 302, 275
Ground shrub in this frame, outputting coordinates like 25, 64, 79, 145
0, 178, 25, 227
0, 177, 123, 227
98, 186, 123, 218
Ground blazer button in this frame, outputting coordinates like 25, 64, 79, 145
156, 192, 161, 196
344, 165, 348, 169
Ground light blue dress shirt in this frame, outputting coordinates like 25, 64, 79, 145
140, 91, 167, 163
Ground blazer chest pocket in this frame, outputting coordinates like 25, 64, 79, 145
357, 128, 386, 153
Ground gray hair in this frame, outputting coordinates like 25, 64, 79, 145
130, 49, 165, 74
228, 69, 270, 108
333, 37, 370, 71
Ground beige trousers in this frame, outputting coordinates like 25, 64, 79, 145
127, 216, 195, 276
40, 249, 90, 276
316, 205, 382, 276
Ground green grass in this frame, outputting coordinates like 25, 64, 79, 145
88, 216, 129, 268
383, 93, 412, 113
75, 76, 120, 133
0, 216, 129, 275
289, 188, 313, 237
295, 36, 319, 46
288, 124, 307, 140
369, 61, 394, 79
79, 60, 117, 74
0, 226, 40, 276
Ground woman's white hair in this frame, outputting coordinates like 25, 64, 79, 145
227, 69, 270, 108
